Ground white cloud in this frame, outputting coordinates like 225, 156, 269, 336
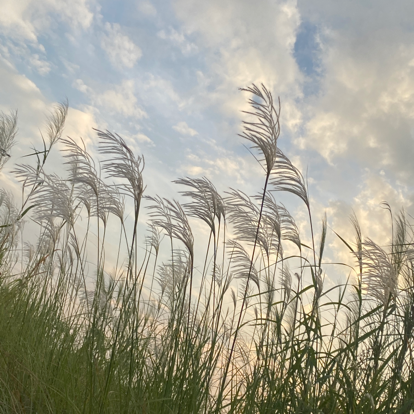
136, 73, 186, 112
296, 0, 414, 184
52, 0, 95, 30
60, 58, 80, 75
9, 43, 51, 75
184, 165, 205, 176
325, 170, 413, 282
0, 0, 38, 43
64, 107, 98, 148
135, 133, 153, 144
180, 151, 262, 190
0, 57, 99, 193
107, 132, 154, 157
101, 22, 142, 69
0, 0, 96, 79
29, 53, 51, 75
173, 0, 302, 116
137, 0, 157, 16
73, 78, 90, 94
73, 78, 147, 119
173, 121, 197, 136
157, 27, 198, 55
0, 57, 46, 123
96, 84, 145, 118
128, 133, 154, 147
0, 0, 95, 44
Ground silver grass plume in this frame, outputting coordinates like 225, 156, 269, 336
215, 264, 233, 294
12, 163, 46, 188
226, 189, 268, 251
263, 272, 276, 314
13, 102, 67, 189
81, 180, 125, 225
76, 178, 124, 226
345, 289, 363, 343
174, 176, 225, 236
226, 189, 282, 260
15, 168, 76, 226
76, 181, 107, 224
45, 100, 68, 147
257, 192, 291, 259
0, 110, 17, 171
146, 195, 194, 259
227, 239, 260, 291
96, 129, 145, 206
68, 231, 83, 261
361, 238, 398, 305
280, 266, 293, 303
263, 193, 301, 251
39, 216, 61, 247
97, 130, 144, 277
145, 223, 163, 256
239, 84, 280, 174
391, 209, 408, 278
271, 147, 309, 208
0, 189, 19, 249
157, 251, 190, 303
213, 264, 224, 288
61, 137, 109, 223
279, 204, 302, 250
100, 184, 125, 224
284, 272, 301, 336
61, 136, 100, 196
261, 192, 282, 240
0, 189, 19, 224
256, 194, 284, 260
24, 242, 35, 264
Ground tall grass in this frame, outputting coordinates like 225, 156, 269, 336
0, 86, 413, 413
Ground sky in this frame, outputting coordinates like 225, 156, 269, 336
1, 0, 414, 280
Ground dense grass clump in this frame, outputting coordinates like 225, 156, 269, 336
0, 85, 413, 413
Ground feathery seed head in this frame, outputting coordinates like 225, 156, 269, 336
0, 110, 17, 171
264, 194, 301, 251
174, 176, 225, 235
362, 238, 398, 305
62, 136, 100, 196
227, 239, 260, 291
46, 100, 68, 147
239, 84, 281, 175
227, 190, 284, 259
146, 195, 194, 258
157, 251, 190, 301
271, 147, 309, 208
145, 223, 163, 255
97, 129, 145, 205
280, 266, 293, 301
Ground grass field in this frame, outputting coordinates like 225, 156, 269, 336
0, 84, 413, 413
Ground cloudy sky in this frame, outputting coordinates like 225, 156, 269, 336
1, 0, 414, 274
